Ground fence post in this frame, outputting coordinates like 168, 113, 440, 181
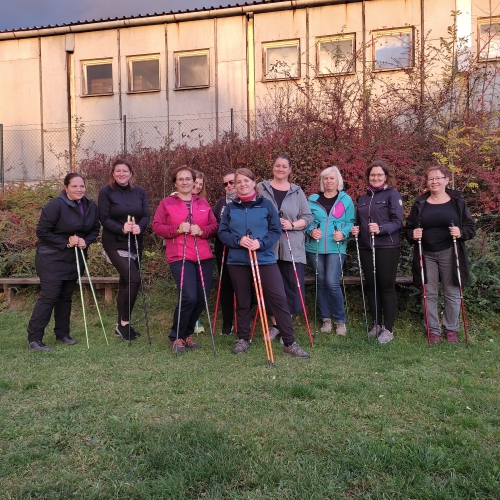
123, 115, 127, 155
230, 108, 234, 134
0, 124, 4, 192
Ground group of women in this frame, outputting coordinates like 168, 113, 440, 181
27, 156, 475, 353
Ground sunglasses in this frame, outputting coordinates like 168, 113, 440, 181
223, 180, 235, 187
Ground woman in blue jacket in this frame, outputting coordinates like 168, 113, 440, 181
305, 166, 355, 336
218, 168, 309, 358
351, 160, 404, 344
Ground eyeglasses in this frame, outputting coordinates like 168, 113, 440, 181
223, 180, 235, 187
176, 177, 192, 183
428, 176, 446, 182
369, 174, 386, 178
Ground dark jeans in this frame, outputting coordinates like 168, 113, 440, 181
106, 248, 141, 323
215, 249, 235, 332
27, 279, 77, 343
169, 259, 213, 341
359, 247, 400, 332
228, 263, 295, 345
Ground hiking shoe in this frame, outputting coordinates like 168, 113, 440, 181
194, 320, 204, 334
368, 324, 382, 337
320, 319, 332, 333
269, 326, 281, 341
429, 333, 441, 344
232, 338, 250, 354
444, 330, 458, 344
376, 328, 394, 344
334, 322, 347, 336
56, 336, 78, 345
115, 324, 138, 341
283, 342, 310, 358
185, 336, 201, 349
170, 339, 187, 353
28, 341, 51, 351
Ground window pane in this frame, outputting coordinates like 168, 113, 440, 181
479, 22, 500, 60
178, 54, 209, 88
318, 39, 354, 74
374, 32, 411, 70
87, 64, 112, 94
132, 59, 159, 91
266, 45, 299, 79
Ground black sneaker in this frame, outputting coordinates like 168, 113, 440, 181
115, 324, 138, 341
56, 337, 78, 345
28, 341, 51, 351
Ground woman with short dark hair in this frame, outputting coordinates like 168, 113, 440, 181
98, 159, 151, 341
27, 173, 100, 351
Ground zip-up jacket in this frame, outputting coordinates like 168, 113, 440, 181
258, 180, 313, 264
355, 186, 404, 250
35, 193, 100, 280
152, 194, 218, 264
98, 183, 150, 253
212, 196, 229, 257
218, 195, 281, 266
405, 188, 476, 287
305, 191, 355, 255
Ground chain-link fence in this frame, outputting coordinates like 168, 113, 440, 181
0, 110, 252, 186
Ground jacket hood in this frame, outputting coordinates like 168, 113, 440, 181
414, 187, 464, 204
260, 179, 301, 195
57, 192, 90, 207
309, 191, 348, 202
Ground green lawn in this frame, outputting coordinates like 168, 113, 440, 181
1, 288, 499, 499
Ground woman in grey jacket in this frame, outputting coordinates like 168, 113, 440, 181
258, 154, 313, 340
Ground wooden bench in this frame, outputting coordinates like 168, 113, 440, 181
303, 275, 413, 286
0, 276, 120, 306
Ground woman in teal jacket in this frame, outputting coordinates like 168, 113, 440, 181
305, 166, 355, 336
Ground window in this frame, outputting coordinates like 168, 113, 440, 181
478, 18, 500, 60
372, 28, 414, 70
128, 55, 160, 92
317, 35, 355, 75
175, 50, 209, 89
263, 40, 300, 81
82, 59, 113, 95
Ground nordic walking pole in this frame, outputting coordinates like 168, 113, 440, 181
416, 222, 431, 346
250, 307, 259, 343
314, 221, 320, 336
279, 211, 314, 347
175, 222, 188, 357
355, 235, 369, 340
451, 220, 469, 347
212, 246, 226, 336
74, 245, 90, 349
189, 214, 217, 357
132, 217, 151, 344
127, 215, 132, 347
247, 230, 274, 366
79, 247, 109, 345
333, 222, 349, 323
233, 293, 238, 333
369, 216, 379, 341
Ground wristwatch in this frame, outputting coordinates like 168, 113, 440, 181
291, 222, 295, 230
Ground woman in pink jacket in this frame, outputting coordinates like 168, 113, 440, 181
153, 166, 218, 352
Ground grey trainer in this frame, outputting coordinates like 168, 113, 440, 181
334, 322, 347, 336
269, 326, 281, 341
377, 328, 394, 344
28, 341, 51, 351
232, 338, 250, 354
368, 324, 382, 337
320, 319, 332, 333
283, 342, 310, 358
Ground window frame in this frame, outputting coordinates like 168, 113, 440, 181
316, 34, 356, 76
262, 39, 301, 82
81, 58, 113, 97
174, 50, 210, 91
372, 27, 414, 72
478, 17, 500, 61
127, 54, 161, 93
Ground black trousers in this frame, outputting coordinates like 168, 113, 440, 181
215, 249, 235, 332
27, 279, 77, 343
169, 259, 213, 341
267, 260, 305, 316
228, 263, 295, 345
359, 247, 400, 332
106, 248, 141, 323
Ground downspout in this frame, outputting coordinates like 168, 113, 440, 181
38, 37, 45, 178
246, 12, 256, 140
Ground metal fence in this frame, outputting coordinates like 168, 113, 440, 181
0, 110, 251, 186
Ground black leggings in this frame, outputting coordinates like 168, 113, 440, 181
106, 248, 141, 323
359, 247, 400, 332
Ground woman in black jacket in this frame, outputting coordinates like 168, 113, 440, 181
350, 160, 404, 344
405, 165, 476, 344
98, 159, 151, 341
27, 173, 100, 351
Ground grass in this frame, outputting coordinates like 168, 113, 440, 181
1, 286, 499, 499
